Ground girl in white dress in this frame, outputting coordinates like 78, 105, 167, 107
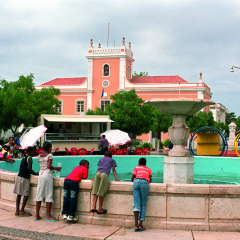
34, 141, 61, 221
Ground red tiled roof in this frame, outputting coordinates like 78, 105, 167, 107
41, 77, 86, 86
130, 76, 188, 84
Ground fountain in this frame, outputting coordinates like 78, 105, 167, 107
145, 98, 215, 184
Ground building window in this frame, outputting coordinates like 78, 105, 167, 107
54, 100, 62, 113
103, 64, 110, 77
127, 66, 130, 79
76, 100, 85, 113
101, 100, 110, 111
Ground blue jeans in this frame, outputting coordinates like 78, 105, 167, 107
133, 178, 149, 221
62, 179, 79, 217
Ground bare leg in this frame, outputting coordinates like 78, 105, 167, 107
92, 195, 98, 210
139, 220, 143, 228
35, 201, 42, 219
134, 211, 139, 228
98, 197, 104, 211
45, 202, 57, 220
20, 196, 29, 213
16, 195, 21, 213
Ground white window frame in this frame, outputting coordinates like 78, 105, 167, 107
75, 98, 86, 114
99, 99, 111, 111
54, 99, 63, 113
102, 63, 110, 77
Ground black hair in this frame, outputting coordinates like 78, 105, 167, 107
139, 158, 146, 166
43, 141, 52, 151
0, 140, 4, 145
102, 135, 105, 138
104, 151, 112, 158
9, 137, 14, 140
79, 159, 89, 166
27, 146, 35, 154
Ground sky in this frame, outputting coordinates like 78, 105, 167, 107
1, 0, 240, 116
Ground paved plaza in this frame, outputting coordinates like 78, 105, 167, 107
0, 209, 238, 240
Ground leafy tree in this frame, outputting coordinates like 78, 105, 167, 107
214, 121, 228, 133
186, 111, 215, 134
226, 111, 237, 125
235, 116, 240, 133
107, 90, 155, 136
151, 109, 172, 134
0, 74, 60, 134
86, 107, 107, 115
87, 89, 155, 136
132, 71, 149, 77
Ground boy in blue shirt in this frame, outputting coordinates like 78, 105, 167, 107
90, 151, 119, 214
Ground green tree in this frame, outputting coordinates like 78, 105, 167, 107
132, 71, 149, 77
86, 107, 107, 115
226, 111, 237, 125
186, 111, 215, 134
235, 116, 240, 133
214, 121, 228, 133
0, 74, 60, 134
87, 89, 155, 136
151, 109, 172, 134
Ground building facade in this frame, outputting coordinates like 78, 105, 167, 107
36, 38, 213, 141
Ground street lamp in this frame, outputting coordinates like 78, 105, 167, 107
230, 66, 240, 72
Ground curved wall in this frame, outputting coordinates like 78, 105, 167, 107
1, 156, 240, 231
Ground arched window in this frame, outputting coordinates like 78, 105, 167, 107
103, 64, 110, 77
127, 65, 130, 79
54, 100, 62, 113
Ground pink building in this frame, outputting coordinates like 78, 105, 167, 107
36, 38, 212, 143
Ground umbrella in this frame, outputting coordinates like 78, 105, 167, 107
20, 125, 47, 149
101, 129, 131, 146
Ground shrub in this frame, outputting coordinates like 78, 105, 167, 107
141, 142, 153, 149
129, 139, 141, 148
163, 139, 170, 147
159, 141, 163, 148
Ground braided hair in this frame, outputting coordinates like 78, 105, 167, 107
43, 141, 52, 151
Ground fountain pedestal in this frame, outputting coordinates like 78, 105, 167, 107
145, 98, 215, 184
163, 156, 194, 184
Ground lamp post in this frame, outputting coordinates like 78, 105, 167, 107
230, 66, 240, 72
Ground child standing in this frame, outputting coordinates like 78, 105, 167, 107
13, 147, 38, 216
90, 151, 119, 214
131, 158, 152, 232
34, 141, 61, 221
62, 159, 89, 222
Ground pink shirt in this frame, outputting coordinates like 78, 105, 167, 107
132, 165, 152, 182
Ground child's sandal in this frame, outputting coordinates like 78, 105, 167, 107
134, 227, 139, 232
139, 227, 145, 231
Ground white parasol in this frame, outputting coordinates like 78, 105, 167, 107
20, 125, 47, 149
100, 129, 131, 146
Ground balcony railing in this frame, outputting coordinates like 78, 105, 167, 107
45, 133, 101, 141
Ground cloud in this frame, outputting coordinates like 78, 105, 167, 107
1, 0, 240, 115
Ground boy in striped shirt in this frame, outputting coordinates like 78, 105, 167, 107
90, 151, 119, 214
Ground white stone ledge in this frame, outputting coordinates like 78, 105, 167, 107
1, 170, 240, 231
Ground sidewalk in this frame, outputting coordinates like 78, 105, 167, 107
0, 209, 239, 239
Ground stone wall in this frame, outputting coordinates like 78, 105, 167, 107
1, 170, 240, 231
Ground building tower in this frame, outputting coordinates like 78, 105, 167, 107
86, 38, 135, 111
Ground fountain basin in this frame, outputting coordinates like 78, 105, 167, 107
145, 98, 215, 115
1, 156, 240, 231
